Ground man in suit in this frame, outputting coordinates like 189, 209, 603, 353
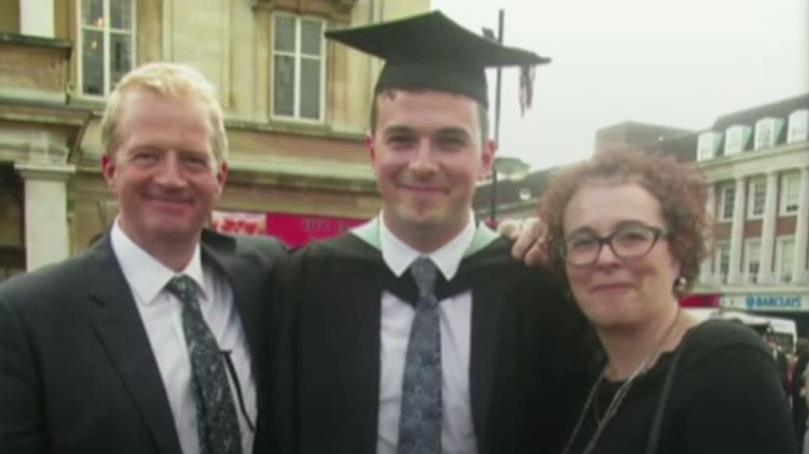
257, 12, 591, 454
0, 63, 285, 454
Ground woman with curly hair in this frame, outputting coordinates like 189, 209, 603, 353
538, 149, 795, 454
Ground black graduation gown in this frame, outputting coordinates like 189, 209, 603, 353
256, 231, 592, 454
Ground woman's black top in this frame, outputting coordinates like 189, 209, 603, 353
563, 320, 797, 454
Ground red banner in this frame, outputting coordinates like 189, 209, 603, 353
212, 210, 367, 247
680, 293, 721, 308
211, 211, 266, 236
266, 213, 366, 247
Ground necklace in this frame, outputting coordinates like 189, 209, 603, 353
560, 307, 682, 454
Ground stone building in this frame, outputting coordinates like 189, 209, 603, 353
0, 0, 429, 279
694, 94, 809, 321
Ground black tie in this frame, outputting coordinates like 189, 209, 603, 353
165, 275, 242, 454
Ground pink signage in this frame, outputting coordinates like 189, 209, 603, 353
266, 213, 366, 247
212, 210, 366, 247
680, 293, 721, 308
211, 211, 266, 236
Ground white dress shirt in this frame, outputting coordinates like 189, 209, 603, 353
111, 222, 256, 454
368, 215, 478, 454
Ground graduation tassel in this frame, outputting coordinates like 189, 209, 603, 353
519, 64, 535, 116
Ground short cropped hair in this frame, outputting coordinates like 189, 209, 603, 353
368, 88, 491, 146
100, 62, 228, 163
538, 149, 712, 293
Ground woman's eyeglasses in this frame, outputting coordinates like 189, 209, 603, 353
561, 224, 669, 267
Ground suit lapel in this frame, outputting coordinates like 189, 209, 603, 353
199, 233, 261, 355
86, 237, 182, 454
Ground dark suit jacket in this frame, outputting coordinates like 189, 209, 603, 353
0, 230, 285, 454
256, 233, 591, 454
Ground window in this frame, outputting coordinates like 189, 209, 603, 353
754, 118, 783, 150
719, 183, 735, 221
272, 15, 325, 121
697, 131, 721, 161
744, 240, 761, 284
788, 110, 809, 144
724, 125, 751, 156
716, 242, 730, 284
78, 0, 135, 96
780, 172, 801, 215
776, 237, 795, 283
747, 177, 766, 219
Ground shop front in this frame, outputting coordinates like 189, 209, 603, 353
212, 210, 368, 247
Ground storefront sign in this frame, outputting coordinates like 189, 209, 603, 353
266, 213, 365, 247
212, 210, 367, 246
720, 294, 809, 311
680, 294, 721, 307
212, 211, 267, 236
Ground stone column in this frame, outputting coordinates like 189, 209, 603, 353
699, 184, 716, 285
20, 0, 54, 38
14, 162, 76, 271
793, 165, 809, 283
14, 127, 76, 271
728, 177, 746, 284
757, 171, 778, 283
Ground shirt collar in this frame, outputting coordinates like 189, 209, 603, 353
110, 219, 206, 305
378, 211, 476, 281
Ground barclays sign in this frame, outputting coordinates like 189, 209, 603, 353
721, 294, 809, 311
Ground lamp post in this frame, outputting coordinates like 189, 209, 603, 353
484, 9, 504, 223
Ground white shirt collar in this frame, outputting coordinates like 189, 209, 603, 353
378, 211, 476, 281
110, 219, 206, 305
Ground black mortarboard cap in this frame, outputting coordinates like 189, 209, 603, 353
325, 11, 550, 108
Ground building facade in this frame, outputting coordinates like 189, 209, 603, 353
694, 95, 809, 325
0, 0, 429, 279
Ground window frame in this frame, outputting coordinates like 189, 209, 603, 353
775, 236, 796, 284
715, 241, 731, 284
788, 110, 809, 144
270, 13, 327, 123
746, 177, 766, 220
754, 118, 781, 150
718, 183, 735, 222
743, 239, 761, 284
780, 171, 801, 216
76, 0, 137, 98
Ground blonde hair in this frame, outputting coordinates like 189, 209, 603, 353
100, 62, 228, 162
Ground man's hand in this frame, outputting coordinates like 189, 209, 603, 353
497, 217, 549, 267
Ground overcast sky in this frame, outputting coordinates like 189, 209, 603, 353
431, 0, 809, 170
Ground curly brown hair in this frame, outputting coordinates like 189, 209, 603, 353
538, 149, 712, 294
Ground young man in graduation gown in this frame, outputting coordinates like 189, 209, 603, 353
256, 12, 591, 454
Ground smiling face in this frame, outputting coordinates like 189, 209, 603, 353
562, 182, 681, 329
368, 89, 495, 250
102, 88, 227, 256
